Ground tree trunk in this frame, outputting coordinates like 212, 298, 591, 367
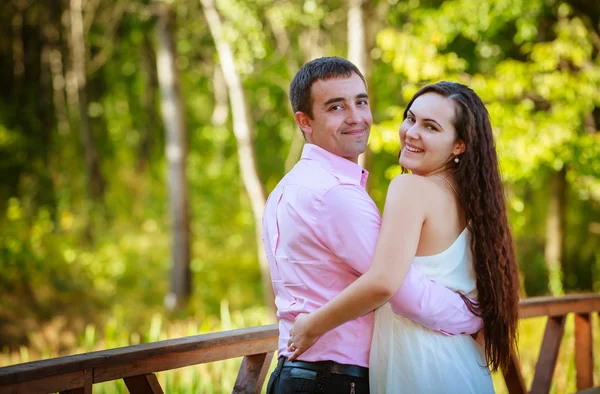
69, 0, 105, 200
544, 167, 567, 295
137, 32, 159, 173
155, 5, 191, 309
200, 0, 274, 313
12, 1, 25, 93
210, 65, 229, 170
347, 0, 367, 77
47, 45, 70, 136
347, 0, 373, 175
299, 29, 324, 62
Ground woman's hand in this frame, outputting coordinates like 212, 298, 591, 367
287, 313, 321, 361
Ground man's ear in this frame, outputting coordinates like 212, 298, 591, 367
294, 112, 312, 138
453, 140, 466, 156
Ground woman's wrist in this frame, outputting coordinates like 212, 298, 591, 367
306, 309, 328, 336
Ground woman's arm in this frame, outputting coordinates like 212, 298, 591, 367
288, 175, 426, 360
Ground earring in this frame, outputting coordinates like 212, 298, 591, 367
454, 156, 460, 163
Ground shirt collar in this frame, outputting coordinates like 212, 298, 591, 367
300, 143, 369, 188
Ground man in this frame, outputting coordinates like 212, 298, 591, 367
262, 57, 481, 394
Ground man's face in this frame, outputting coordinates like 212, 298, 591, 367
294, 73, 372, 163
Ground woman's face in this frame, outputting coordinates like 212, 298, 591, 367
399, 92, 465, 175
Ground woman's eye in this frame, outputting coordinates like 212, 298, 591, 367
406, 116, 415, 123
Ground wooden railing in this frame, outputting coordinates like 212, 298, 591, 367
0, 294, 598, 394
504, 294, 600, 394
0, 325, 278, 394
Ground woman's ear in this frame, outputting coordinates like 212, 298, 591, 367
294, 112, 312, 138
453, 140, 466, 156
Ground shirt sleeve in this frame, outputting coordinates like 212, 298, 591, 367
388, 265, 483, 335
316, 184, 482, 335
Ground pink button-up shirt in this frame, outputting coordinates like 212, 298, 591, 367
262, 144, 481, 368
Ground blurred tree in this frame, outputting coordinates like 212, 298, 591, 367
200, 0, 273, 311
69, 0, 106, 200
347, 0, 369, 170
155, 3, 192, 309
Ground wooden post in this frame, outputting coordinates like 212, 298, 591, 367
504, 350, 527, 394
575, 313, 594, 390
232, 352, 274, 394
124, 373, 164, 394
530, 315, 566, 394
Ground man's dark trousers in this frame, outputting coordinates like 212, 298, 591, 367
266, 357, 369, 394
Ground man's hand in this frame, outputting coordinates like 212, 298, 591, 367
287, 313, 321, 361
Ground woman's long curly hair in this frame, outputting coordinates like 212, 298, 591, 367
402, 81, 520, 373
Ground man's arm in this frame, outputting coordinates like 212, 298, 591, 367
317, 183, 481, 335
388, 266, 481, 335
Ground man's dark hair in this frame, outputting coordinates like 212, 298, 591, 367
289, 57, 366, 119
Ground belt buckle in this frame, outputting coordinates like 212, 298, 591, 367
330, 363, 344, 375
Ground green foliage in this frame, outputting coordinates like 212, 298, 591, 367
369, 0, 600, 296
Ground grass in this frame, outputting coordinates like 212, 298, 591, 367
2, 305, 599, 393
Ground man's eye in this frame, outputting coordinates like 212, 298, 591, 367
330, 105, 343, 111
357, 99, 368, 106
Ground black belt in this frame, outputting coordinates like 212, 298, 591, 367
281, 357, 369, 379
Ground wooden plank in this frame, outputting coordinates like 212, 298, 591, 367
504, 350, 527, 394
60, 368, 92, 394
530, 315, 566, 394
575, 313, 594, 390
576, 387, 600, 394
0, 325, 278, 386
93, 336, 276, 383
0, 335, 276, 393
0, 370, 86, 394
232, 351, 274, 394
519, 294, 600, 319
124, 373, 164, 394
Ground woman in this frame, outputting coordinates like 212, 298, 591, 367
287, 82, 520, 393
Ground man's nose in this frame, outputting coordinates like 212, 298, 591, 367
345, 105, 361, 124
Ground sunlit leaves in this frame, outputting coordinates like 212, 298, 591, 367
377, 29, 467, 82
369, 0, 599, 297
214, 0, 269, 73
530, 18, 594, 71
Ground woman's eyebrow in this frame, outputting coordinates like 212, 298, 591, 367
408, 109, 443, 129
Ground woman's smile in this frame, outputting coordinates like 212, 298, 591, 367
404, 144, 424, 153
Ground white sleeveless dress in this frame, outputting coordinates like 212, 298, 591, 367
369, 228, 494, 393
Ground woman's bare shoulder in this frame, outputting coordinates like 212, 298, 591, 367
388, 173, 431, 193
385, 174, 431, 204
